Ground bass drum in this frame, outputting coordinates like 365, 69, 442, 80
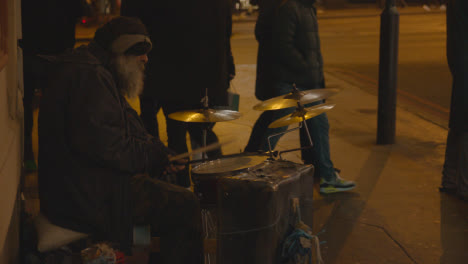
191, 153, 269, 207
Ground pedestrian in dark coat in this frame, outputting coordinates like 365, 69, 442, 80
440, 0, 468, 200
245, 0, 355, 194
121, 0, 235, 186
38, 17, 204, 261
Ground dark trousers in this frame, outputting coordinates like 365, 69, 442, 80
378, 0, 407, 8
131, 174, 204, 264
442, 128, 468, 197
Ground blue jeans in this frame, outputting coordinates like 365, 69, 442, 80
245, 82, 335, 181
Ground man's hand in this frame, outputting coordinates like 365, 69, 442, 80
163, 157, 187, 175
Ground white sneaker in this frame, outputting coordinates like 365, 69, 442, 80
423, 4, 431, 11
440, 4, 446, 11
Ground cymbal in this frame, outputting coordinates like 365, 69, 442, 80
268, 103, 335, 128
253, 88, 340, 111
168, 109, 241, 123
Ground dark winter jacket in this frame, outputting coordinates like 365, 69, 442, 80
254, 0, 282, 100
446, 0, 468, 131
121, 0, 235, 107
38, 42, 171, 252
272, 0, 325, 89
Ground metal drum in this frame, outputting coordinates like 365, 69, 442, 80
191, 153, 268, 207
217, 160, 315, 264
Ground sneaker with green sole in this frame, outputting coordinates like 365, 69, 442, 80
319, 169, 356, 194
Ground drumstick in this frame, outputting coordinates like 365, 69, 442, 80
169, 142, 223, 161
169, 138, 236, 162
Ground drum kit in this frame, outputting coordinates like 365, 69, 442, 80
166, 84, 340, 205
166, 86, 338, 263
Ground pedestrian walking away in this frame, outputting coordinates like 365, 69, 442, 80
244, 0, 356, 194
439, 0, 468, 201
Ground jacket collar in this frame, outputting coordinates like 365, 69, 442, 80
38, 41, 110, 66
88, 41, 113, 66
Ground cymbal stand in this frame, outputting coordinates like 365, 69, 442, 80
297, 102, 314, 147
266, 102, 314, 160
288, 85, 314, 146
287, 83, 305, 99
200, 88, 209, 160
267, 124, 302, 160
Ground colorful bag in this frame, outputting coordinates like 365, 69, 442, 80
81, 243, 125, 264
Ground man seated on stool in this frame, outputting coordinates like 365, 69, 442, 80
38, 17, 203, 263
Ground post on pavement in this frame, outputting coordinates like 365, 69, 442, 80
377, 0, 399, 145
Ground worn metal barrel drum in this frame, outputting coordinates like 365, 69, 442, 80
216, 160, 315, 264
191, 153, 269, 208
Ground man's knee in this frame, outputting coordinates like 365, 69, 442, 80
159, 187, 202, 234
175, 189, 201, 217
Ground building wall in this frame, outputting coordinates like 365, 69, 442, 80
0, 0, 23, 263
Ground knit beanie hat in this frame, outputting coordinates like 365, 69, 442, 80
93, 16, 152, 55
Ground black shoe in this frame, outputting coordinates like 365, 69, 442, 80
439, 186, 457, 195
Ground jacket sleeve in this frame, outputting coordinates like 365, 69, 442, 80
273, 4, 308, 73
67, 68, 169, 176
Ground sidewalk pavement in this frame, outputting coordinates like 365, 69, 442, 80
139, 63, 467, 263
213, 63, 468, 263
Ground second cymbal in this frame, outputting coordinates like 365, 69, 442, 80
268, 103, 335, 128
168, 109, 242, 123
253, 88, 340, 111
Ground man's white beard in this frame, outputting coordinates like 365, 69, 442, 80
113, 55, 145, 98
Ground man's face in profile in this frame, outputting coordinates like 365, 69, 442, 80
113, 54, 148, 98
